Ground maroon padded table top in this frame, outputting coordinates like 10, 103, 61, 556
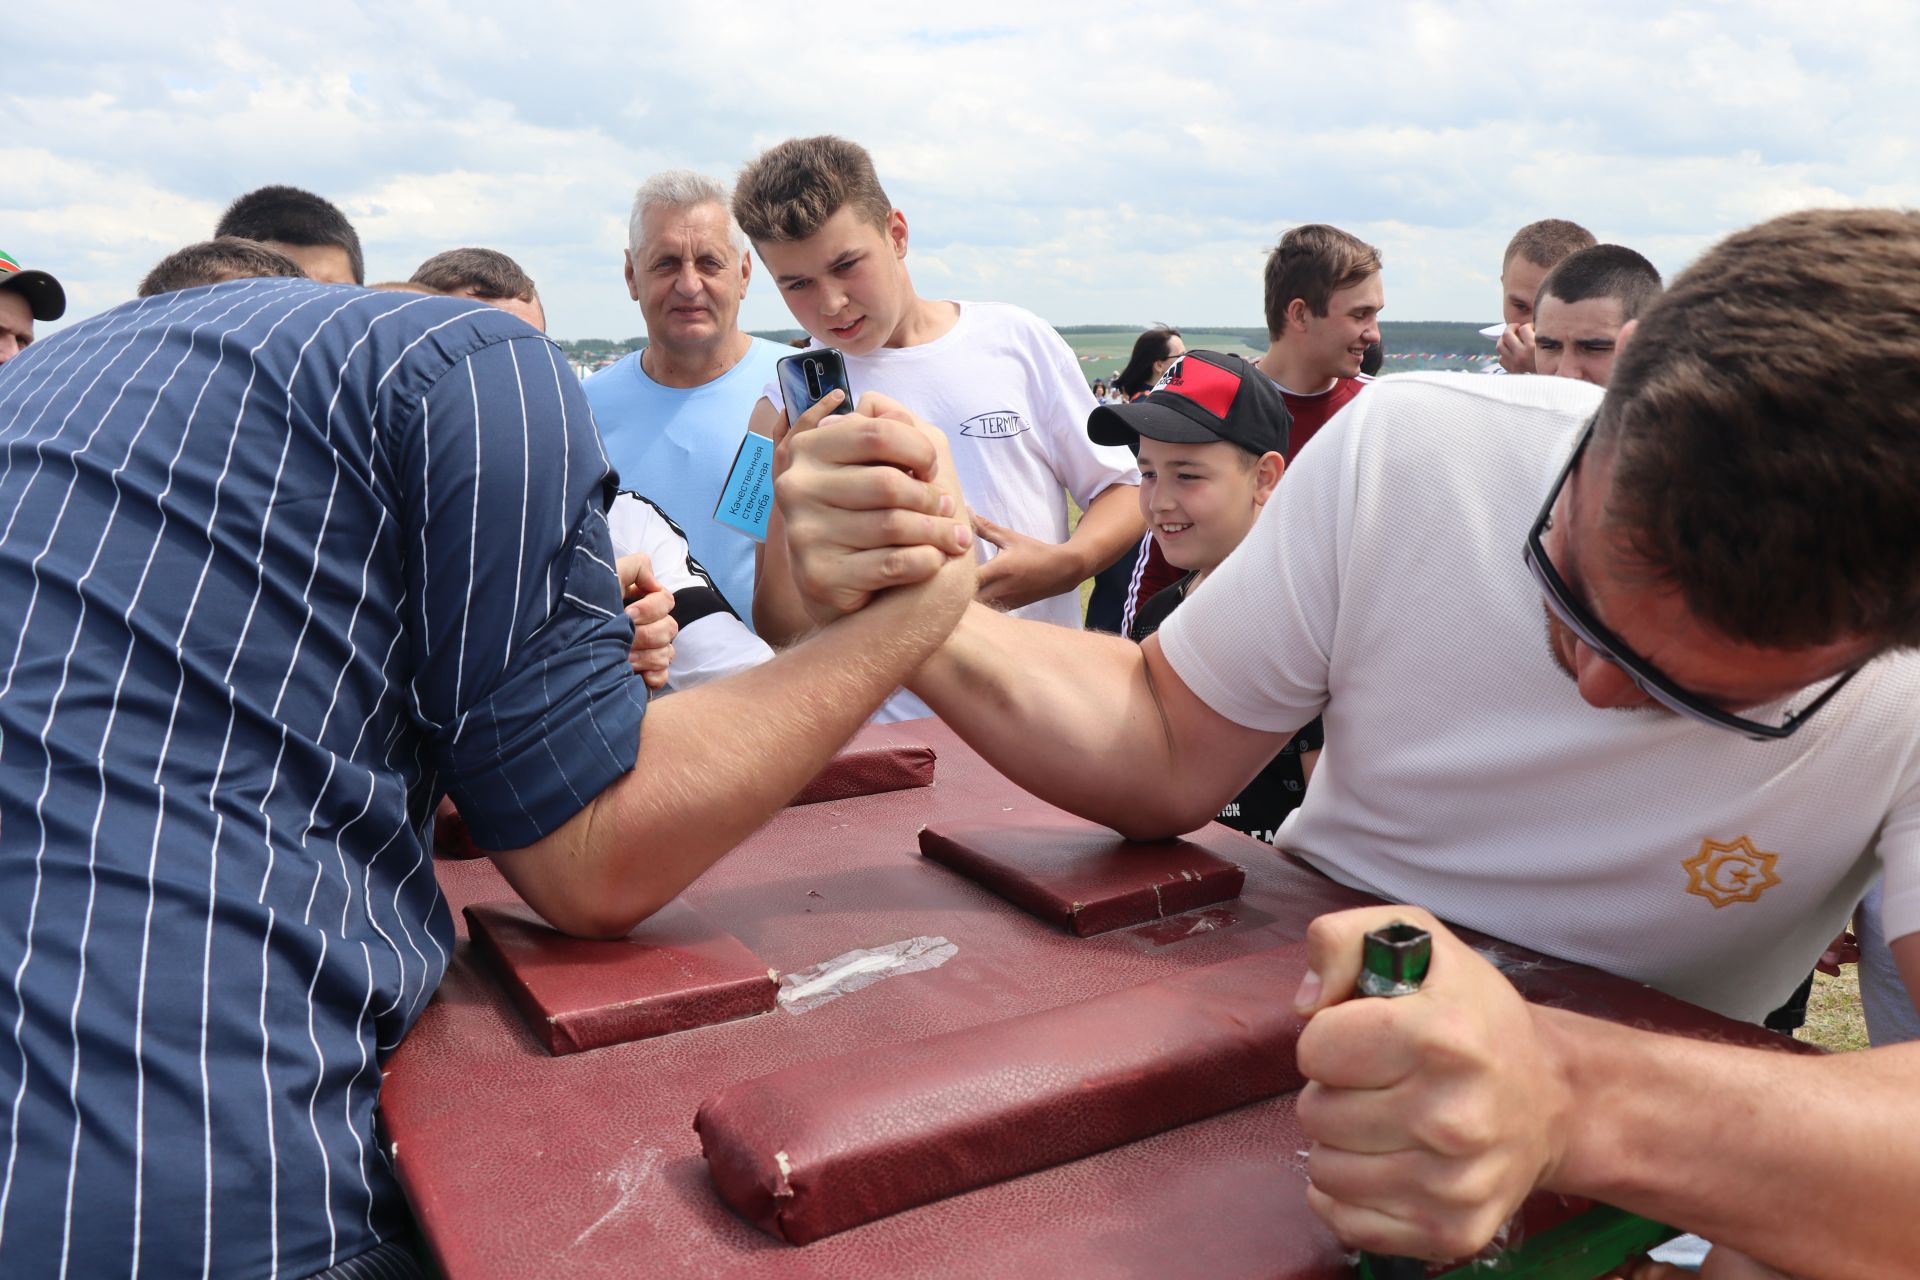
385, 718, 1796, 1278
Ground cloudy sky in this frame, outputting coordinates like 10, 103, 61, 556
7, 2, 1916, 340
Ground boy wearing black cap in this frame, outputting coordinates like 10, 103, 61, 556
1089, 350, 1323, 842
0, 249, 67, 366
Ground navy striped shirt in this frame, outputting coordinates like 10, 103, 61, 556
0, 280, 648, 1277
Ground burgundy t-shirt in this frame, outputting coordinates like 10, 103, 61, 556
1277, 373, 1370, 457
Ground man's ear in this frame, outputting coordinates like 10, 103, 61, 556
889, 209, 909, 259
1285, 297, 1310, 334
1252, 451, 1286, 506
1615, 317, 1638, 356
623, 250, 640, 303
738, 247, 753, 294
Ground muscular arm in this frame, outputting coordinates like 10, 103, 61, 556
493, 563, 968, 937
490, 395, 972, 938
908, 602, 1293, 840
412, 348, 975, 940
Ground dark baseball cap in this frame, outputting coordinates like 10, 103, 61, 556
1088, 350, 1290, 458
0, 250, 67, 321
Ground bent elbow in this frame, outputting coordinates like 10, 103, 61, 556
1105, 794, 1219, 844
531, 888, 675, 942
1109, 816, 1202, 844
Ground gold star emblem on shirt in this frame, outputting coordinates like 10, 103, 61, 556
1682, 836, 1782, 908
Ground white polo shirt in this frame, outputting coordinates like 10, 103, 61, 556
1159, 372, 1920, 1022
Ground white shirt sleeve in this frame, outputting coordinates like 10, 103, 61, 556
606, 490, 774, 691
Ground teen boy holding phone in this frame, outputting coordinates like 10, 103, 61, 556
736, 135, 1142, 719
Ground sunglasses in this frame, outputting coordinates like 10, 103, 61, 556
1522, 416, 1859, 741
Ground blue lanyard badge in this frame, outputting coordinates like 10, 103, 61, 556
713, 432, 777, 541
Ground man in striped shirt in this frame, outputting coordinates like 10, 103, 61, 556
0, 278, 974, 1276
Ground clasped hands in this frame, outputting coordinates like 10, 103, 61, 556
774, 389, 977, 625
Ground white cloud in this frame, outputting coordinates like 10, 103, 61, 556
6, 1, 1918, 337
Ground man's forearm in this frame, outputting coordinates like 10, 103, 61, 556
496, 569, 965, 936
1542, 1009, 1920, 1274
1064, 483, 1146, 581
909, 604, 1247, 840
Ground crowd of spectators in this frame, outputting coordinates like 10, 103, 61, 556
4, 140, 1920, 1279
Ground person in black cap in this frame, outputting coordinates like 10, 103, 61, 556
1088, 350, 1323, 842
0, 248, 67, 366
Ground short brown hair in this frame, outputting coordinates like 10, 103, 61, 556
214, 185, 364, 284
732, 135, 893, 244
1599, 207, 1920, 650
410, 247, 538, 302
1263, 224, 1382, 338
1537, 244, 1663, 321
1504, 219, 1595, 272
137, 237, 306, 297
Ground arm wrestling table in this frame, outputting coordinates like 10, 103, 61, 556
384, 718, 1805, 1278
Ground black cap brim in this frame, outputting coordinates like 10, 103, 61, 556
1, 270, 66, 322
1089, 398, 1229, 447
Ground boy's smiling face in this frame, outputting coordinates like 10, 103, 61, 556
1137, 437, 1281, 574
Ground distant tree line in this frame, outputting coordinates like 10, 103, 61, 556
557, 330, 807, 360
1054, 322, 1489, 354
557, 322, 1490, 362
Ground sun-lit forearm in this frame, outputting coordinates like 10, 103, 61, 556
1541, 1008, 1920, 1275
1065, 483, 1146, 581
908, 603, 1223, 839
498, 571, 965, 936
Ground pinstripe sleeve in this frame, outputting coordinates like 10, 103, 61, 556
396, 335, 648, 850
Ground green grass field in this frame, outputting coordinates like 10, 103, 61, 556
1805, 969, 1869, 1052
574, 323, 1498, 382
1061, 330, 1266, 384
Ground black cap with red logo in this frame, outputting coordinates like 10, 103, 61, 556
1087, 350, 1291, 459
0, 250, 66, 322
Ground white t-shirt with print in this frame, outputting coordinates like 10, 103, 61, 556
1158, 371, 1920, 1023
770, 300, 1140, 721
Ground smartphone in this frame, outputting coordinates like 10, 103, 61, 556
775, 348, 855, 425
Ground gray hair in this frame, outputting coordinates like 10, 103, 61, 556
627, 170, 749, 257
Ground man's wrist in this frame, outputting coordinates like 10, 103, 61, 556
858, 557, 974, 662
1041, 534, 1101, 588
1066, 489, 1146, 576
1532, 1005, 1620, 1199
